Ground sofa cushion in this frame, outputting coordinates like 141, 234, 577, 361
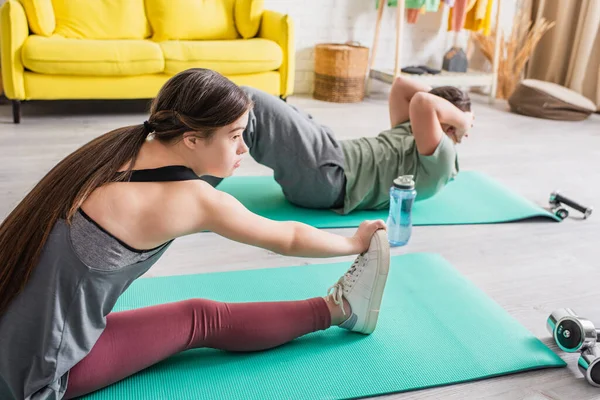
22, 35, 164, 76
146, 0, 239, 41
235, 0, 263, 39
51, 0, 151, 39
19, 0, 55, 36
160, 39, 282, 76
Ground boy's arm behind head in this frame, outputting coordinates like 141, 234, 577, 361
389, 76, 433, 128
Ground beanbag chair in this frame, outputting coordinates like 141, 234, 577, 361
508, 79, 596, 121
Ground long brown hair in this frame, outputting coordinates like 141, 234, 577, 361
0, 68, 252, 315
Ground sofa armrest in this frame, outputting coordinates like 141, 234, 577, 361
1, 0, 28, 100
258, 10, 294, 97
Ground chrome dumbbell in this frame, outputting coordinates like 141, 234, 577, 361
549, 191, 593, 220
547, 308, 600, 387
547, 308, 600, 353
578, 345, 600, 388
550, 205, 569, 220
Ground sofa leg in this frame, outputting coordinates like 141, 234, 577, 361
12, 100, 21, 124
279, 95, 287, 102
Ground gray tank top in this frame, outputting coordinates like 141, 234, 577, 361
0, 166, 201, 400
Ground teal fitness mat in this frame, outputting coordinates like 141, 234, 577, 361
216, 171, 559, 228
83, 253, 565, 400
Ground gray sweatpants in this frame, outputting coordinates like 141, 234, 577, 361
204, 87, 346, 209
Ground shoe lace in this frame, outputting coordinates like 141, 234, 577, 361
326, 254, 367, 316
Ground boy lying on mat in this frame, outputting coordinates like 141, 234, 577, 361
0, 68, 391, 400
204, 76, 474, 214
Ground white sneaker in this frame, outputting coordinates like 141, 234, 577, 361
326, 229, 390, 335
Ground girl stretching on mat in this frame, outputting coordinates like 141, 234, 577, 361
0, 69, 390, 400
205, 76, 474, 214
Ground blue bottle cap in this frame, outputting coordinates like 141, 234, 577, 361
393, 175, 415, 189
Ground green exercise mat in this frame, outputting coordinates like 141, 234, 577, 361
216, 171, 559, 228
83, 253, 565, 400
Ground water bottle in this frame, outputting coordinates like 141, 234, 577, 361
387, 175, 417, 247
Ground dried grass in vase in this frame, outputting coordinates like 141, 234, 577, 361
473, 9, 555, 99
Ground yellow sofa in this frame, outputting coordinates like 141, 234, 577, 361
0, 0, 294, 123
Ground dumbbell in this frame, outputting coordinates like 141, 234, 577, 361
549, 191, 593, 220
550, 205, 569, 220
547, 308, 600, 352
578, 345, 600, 387
547, 308, 600, 387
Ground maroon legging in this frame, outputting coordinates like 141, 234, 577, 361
64, 297, 331, 399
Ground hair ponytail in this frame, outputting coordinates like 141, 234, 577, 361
0, 124, 147, 315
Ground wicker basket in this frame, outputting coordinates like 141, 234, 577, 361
313, 43, 370, 103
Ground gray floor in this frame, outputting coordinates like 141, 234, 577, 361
1, 92, 600, 399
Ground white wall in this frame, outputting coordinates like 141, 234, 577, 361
264, 0, 518, 94
0, 0, 517, 95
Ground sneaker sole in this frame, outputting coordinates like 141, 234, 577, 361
361, 229, 390, 334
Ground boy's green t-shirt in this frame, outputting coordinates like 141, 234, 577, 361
339, 121, 459, 214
